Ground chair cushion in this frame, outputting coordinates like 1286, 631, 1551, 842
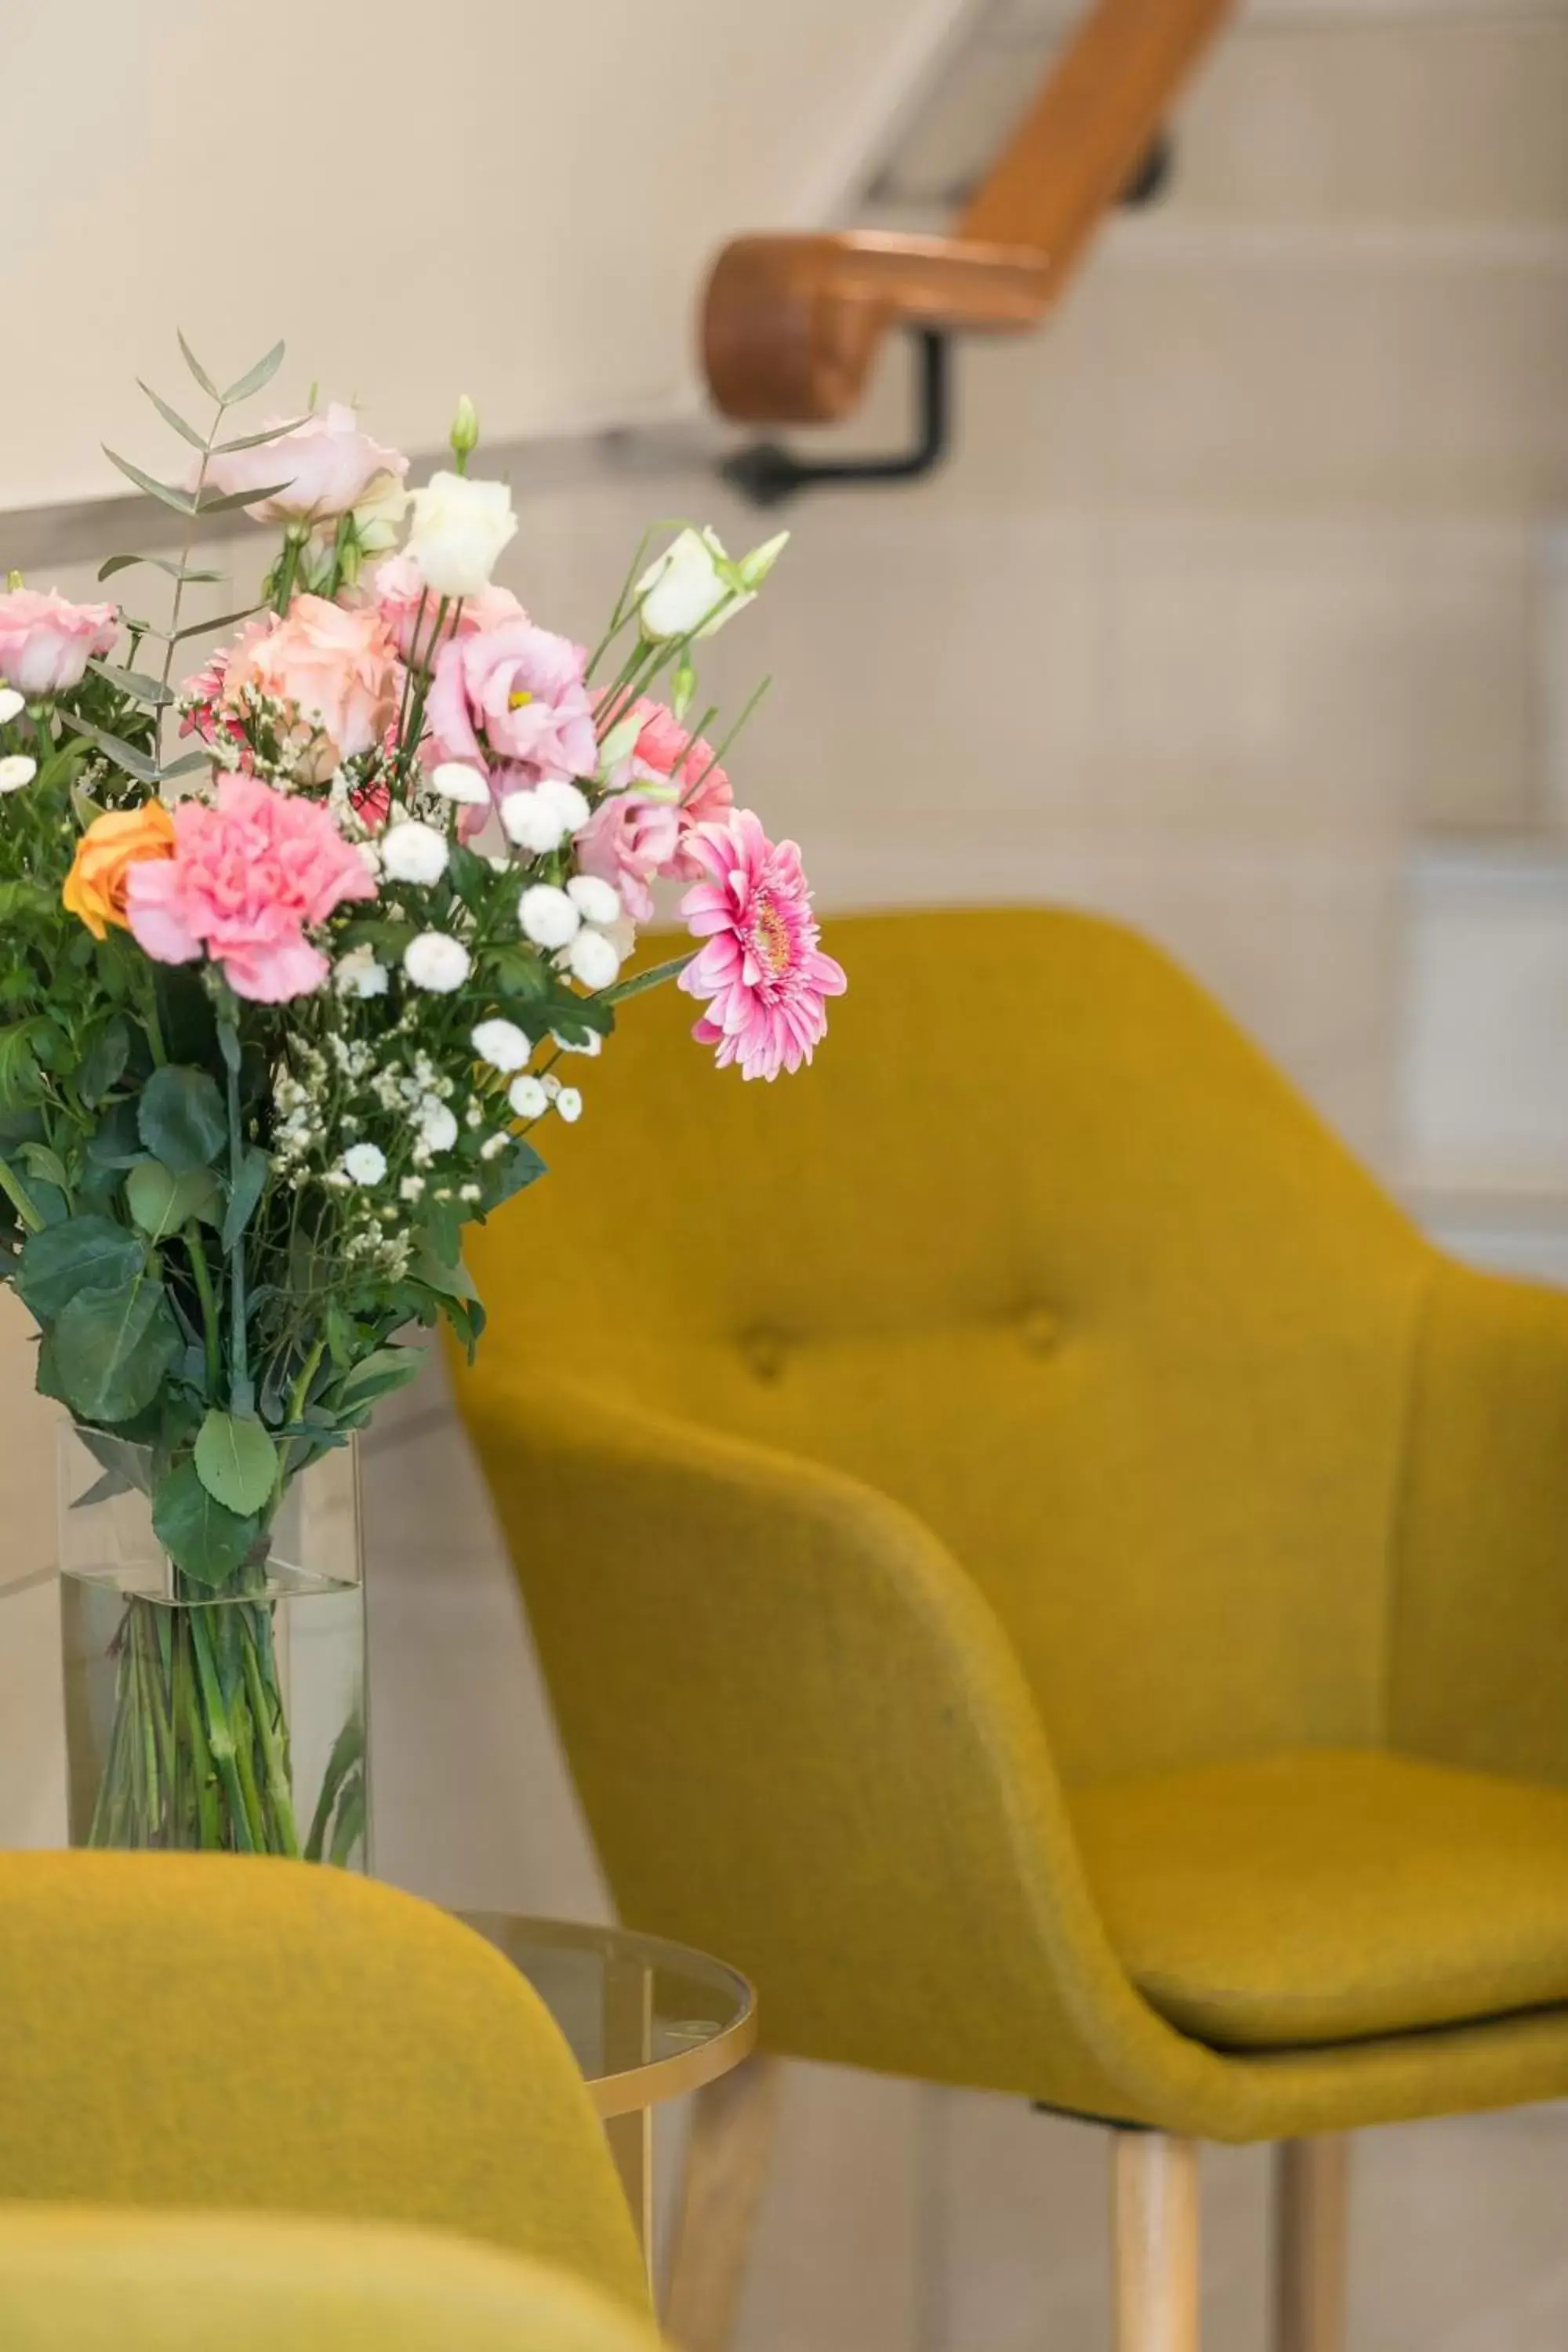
1072, 1749, 1568, 2050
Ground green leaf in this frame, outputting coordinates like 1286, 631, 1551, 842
220, 1145, 269, 1254
477, 1137, 546, 1215
101, 446, 197, 515
412, 1237, 481, 1304
125, 1159, 220, 1237
151, 1458, 259, 1587
15, 1214, 143, 1321
221, 339, 285, 404
57, 711, 158, 786
176, 330, 222, 403
158, 749, 212, 780
98, 554, 224, 585
18, 1142, 70, 1195
52, 1276, 180, 1424
78, 1018, 131, 1106
193, 485, 292, 520
485, 945, 550, 1000
85, 658, 174, 708
0, 1018, 55, 1110
601, 950, 696, 1004
138, 1065, 227, 1172
136, 379, 206, 450
334, 1346, 424, 1415
212, 416, 309, 454
194, 1406, 278, 1515
85, 1098, 147, 1172
168, 601, 263, 644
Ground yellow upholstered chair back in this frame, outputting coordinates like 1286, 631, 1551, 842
0, 2209, 667, 2352
466, 908, 1431, 1783
0, 1853, 648, 2310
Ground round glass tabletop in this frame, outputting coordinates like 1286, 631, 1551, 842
456, 1911, 757, 2119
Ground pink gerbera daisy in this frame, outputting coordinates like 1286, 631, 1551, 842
679, 809, 846, 1080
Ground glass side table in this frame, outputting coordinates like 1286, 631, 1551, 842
458, 1911, 757, 2270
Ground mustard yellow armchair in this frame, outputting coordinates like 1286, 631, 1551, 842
0, 2209, 667, 2352
0, 1853, 648, 2314
456, 908, 1568, 2349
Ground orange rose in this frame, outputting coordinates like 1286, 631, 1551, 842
64, 800, 177, 940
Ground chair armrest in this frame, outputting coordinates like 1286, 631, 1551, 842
1391, 1257, 1568, 1784
454, 1370, 1220, 2122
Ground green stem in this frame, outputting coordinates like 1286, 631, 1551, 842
223, 1052, 253, 1416
0, 1156, 43, 1234
241, 1620, 300, 1857
184, 1222, 222, 1396
188, 1606, 254, 1853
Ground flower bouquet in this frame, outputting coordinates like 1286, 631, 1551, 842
2, 335, 844, 1863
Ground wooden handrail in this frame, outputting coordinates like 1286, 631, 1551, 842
702, 0, 1237, 427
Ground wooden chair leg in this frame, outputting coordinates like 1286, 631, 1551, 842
1276, 2136, 1349, 2352
663, 2054, 783, 2352
1112, 2131, 1200, 2352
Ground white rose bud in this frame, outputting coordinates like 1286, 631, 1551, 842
432, 760, 492, 806
0, 688, 24, 725
566, 874, 622, 926
501, 789, 568, 855
637, 526, 743, 642
405, 470, 517, 598
519, 884, 580, 949
471, 1018, 532, 1073
404, 931, 471, 992
342, 1143, 387, 1185
0, 754, 38, 793
380, 818, 450, 885
567, 927, 621, 990
507, 1074, 549, 1120
555, 1087, 583, 1124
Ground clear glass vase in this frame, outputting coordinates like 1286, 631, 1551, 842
57, 1425, 368, 1867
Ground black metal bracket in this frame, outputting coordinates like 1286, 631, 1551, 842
720, 328, 952, 509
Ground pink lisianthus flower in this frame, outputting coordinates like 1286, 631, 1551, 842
575, 791, 681, 924
367, 554, 526, 663
679, 810, 846, 1080
125, 773, 376, 1002
201, 402, 408, 524
0, 587, 118, 695
427, 619, 597, 788
220, 595, 402, 782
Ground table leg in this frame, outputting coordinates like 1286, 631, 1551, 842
607, 2103, 655, 2275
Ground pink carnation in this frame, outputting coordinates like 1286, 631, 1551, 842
125, 774, 376, 1002
679, 810, 846, 1080
0, 588, 118, 695
427, 619, 597, 787
368, 554, 527, 663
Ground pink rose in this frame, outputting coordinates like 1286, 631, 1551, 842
202, 402, 408, 524
0, 588, 118, 695
427, 619, 597, 786
602, 696, 734, 880
125, 773, 376, 1002
221, 595, 402, 781
574, 791, 681, 924
367, 554, 527, 663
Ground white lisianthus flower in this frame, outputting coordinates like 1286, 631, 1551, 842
555, 1087, 583, 1124
416, 1098, 459, 1152
381, 818, 449, 885
0, 688, 24, 725
471, 1018, 532, 1073
342, 1142, 387, 1185
507, 1074, 549, 1120
351, 473, 410, 556
500, 789, 568, 855
566, 874, 622, 927
432, 760, 492, 807
567, 927, 621, 990
334, 943, 388, 999
637, 527, 739, 642
0, 754, 37, 793
519, 884, 580, 949
405, 470, 517, 598
404, 931, 471, 992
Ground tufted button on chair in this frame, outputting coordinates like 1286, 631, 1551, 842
456, 908, 1568, 2352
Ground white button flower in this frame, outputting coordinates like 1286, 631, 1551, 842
567, 928, 621, 990
416, 1098, 459, 1152
566, 874, 622, 927
405, 471, 517, 598
341, 1142, 387, 1185
519, 884, 580, 949
381, 819, 449, 885
0, 688, 24, 725
537, 777, 591, 833
404, 931, 471, 992
555, 1087, 583, 1123
0, 754, 38, 793
431, 760, 492, 806
334, 943, 389, 998
471, 1018, 532, 1073
507, 1074, 549, 1120
501, 790, 568, 855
